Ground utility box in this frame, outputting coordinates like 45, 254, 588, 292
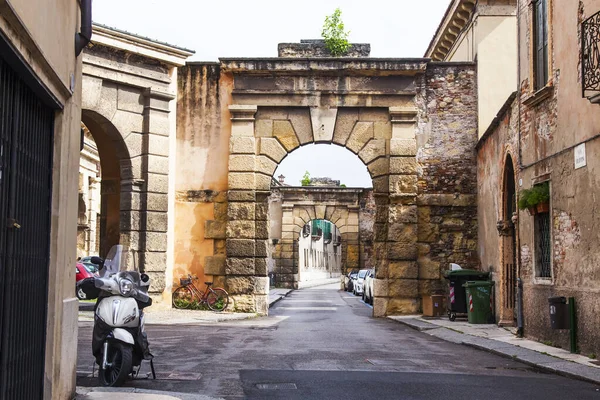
549, 296, 570, 330
422, 295, 445, 317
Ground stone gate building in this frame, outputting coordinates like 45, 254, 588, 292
176, 40, 479, 316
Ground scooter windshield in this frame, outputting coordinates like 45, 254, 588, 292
99, 245, 128, 277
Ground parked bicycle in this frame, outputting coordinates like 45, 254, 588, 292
172, 275, 229, 312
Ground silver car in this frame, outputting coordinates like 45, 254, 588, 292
362, 269, 375, 304
353, 269, 369, 296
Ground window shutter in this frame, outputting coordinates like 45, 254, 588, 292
542, 0, 548, 86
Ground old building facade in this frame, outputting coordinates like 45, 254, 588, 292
446, 0, 600, 358
176, 41, 479, 316
0, 0, 84, 398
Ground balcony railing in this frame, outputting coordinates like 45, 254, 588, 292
582, 10, 600, 100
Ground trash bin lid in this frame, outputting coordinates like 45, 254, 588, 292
443, 269, 490, 278
548, 296, 567, 304
463, 280, 494, 288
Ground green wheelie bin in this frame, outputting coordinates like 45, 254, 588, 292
463, 281, 495, 324
444, 269, 490, 321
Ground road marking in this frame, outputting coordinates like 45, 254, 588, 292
277, 307, 338, 311
283, 300, 334, 303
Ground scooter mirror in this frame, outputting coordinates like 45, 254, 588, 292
90, 256, 104, 266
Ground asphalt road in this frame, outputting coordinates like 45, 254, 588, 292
77, 283, 600, 399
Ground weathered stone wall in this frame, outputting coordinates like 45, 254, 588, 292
415, 63, 479, 302
174, 64, 231, 290
278, 40, 370, 58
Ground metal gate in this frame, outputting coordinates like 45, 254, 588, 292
0, 53, 55, 399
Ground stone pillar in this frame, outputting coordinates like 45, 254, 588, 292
278, 205, 297, 288
344, 206, 360, 271
226, 105, 269, 314
121, 89, 173, 293
376, 107, 419, 316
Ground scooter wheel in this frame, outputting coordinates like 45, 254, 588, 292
99, 342, 133, 387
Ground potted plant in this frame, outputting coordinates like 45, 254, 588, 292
518, 182, 550, 216
532, 182, 550, 213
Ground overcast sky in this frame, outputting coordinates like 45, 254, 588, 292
93, 0, 450, 187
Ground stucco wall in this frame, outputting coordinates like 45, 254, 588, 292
1, 1, 82, 399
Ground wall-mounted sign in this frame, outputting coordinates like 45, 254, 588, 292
574, 143, 586, 170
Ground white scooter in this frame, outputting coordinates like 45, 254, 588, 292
77, 245, 155, 387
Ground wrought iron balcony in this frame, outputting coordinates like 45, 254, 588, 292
582, 10, 600, 102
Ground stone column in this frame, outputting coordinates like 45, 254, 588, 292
121, 89, 174, 293
279, 205, 297, 288
376, 106, 419, 316
344, 206, 360, 271
226, 105, 269, 314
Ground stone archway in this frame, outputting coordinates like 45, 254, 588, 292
225, 99, 419, 315
270, 186, 365, 289
81, 110, 131, 257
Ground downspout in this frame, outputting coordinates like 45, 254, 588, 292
516, 4, 525, 338
75, 0, 92, 56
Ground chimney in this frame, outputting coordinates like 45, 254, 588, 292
278, 174, 286, 184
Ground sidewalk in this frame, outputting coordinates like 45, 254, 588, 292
389, 316, 600, 385
76, 387, 222, 400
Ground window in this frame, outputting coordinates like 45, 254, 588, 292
535, 211, 552, 278
533, 0, 549, 90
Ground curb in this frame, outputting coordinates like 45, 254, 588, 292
462, 341, 600, 386
268, 290, 293, 308
76, 386, 223, 400
390, 317, 600, 386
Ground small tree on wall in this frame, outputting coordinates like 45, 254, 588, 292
301, 171, 311, 186
322, 8, 350, 57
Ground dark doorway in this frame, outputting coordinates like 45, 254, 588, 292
501, 155, 517, 323
0, 53, 55, 399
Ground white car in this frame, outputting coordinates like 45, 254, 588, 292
353, 269, 369, 296
362, 269, 375, 304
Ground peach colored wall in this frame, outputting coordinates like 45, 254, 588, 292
174, 64, 233, 286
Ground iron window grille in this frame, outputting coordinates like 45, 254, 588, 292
582, 10, 600, 97
535, 211, 552, 278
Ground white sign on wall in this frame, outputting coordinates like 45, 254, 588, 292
574, 143, 586, 170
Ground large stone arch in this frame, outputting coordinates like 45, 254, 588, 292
223, 64, 421, 316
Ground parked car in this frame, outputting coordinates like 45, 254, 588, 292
344, 269, 359, 292
79, 255, 100, 273
76, 262, 97, 283
353, 269, 369, 296
362, 269, 375, 304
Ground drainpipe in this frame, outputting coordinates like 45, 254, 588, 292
75, 0, 92, 56
515, 6, 525, 338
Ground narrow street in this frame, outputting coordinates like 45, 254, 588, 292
77, 284, 600, 399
